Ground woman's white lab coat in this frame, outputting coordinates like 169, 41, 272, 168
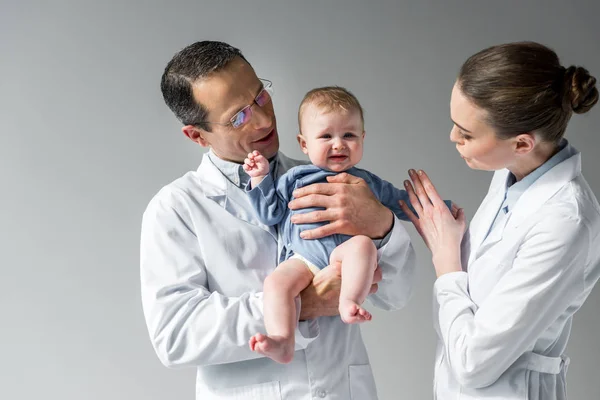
434, 150, 600, 399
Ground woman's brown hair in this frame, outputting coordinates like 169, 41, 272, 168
458, 41, 598, 143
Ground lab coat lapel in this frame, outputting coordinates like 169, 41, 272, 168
197, 153, 278, 240
468, 171, 509, 265
468, 152, 581, 265
474, 209, 508, 260
506, 152, 581, 231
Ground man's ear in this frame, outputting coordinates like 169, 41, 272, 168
297, 134, 309, 155
182, 125, 210, 147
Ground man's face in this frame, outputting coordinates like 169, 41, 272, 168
186, 57, 279, 163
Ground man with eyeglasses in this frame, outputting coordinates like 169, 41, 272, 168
140, 41, 416, 400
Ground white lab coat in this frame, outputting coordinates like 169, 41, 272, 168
433, 150, 600, 399
140, 152, 416, 400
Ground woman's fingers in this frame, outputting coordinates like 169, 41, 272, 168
404, 179, 423, 217
416, 170, 447, 209
399, 200, 420, 226
408, 169, 433, 211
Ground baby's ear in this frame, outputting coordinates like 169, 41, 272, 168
297, 134, 309, 155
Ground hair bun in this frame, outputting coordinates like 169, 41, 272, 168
563, 66, 599, 114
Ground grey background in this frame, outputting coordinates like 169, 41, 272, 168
2, 0, 599, 399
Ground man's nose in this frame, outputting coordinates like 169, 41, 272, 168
250, 105, 273, 131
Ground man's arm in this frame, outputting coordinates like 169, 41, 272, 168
140, 192, 317, 368
299, 261, 383, 320
369, 215, 417, 310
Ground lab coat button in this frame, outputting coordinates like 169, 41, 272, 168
317, 389, 327, 398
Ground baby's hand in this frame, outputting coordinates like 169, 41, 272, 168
243, 150, 269, 177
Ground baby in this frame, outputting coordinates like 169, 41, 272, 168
244, 86, 450, 363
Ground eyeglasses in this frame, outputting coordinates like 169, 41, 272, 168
198, 78, 273, 129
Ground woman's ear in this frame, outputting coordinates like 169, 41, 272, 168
514, 133, 536, 155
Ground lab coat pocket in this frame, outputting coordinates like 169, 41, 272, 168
209, 380, 282, 400
349, 364, 377, 400
458, 367, 529, 399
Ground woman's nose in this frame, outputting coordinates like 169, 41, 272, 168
449, 127, 462, 145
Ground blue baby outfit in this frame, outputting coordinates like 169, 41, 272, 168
246, 164, 451, 270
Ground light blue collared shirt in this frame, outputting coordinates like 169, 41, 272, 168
207, 149, 279, 189
484, 139, 577, 240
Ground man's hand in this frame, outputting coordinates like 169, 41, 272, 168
288, 173, 394, 240
299, 262, 383, 320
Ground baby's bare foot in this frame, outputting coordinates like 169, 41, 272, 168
249, 333, 295, 364
339, 300, 372, 324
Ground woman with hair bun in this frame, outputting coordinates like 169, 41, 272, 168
400, 41, 600, 399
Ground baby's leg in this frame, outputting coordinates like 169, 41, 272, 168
330, 235, 377, 324
249, 258, 313, 364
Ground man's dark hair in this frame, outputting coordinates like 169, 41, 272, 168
160, 41, 248, 131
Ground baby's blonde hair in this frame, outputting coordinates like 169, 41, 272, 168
298, 86, 364, 132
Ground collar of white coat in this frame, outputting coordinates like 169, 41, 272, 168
195, 150, 300, 238
498, 144, 581, 229
502, 139, 574, 214
198, 150, 299, 196
194, 151, 282, 238
206, 149, 248, 187
468, 143, 581, 261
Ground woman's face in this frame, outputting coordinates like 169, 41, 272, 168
449, 83, 517, 171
